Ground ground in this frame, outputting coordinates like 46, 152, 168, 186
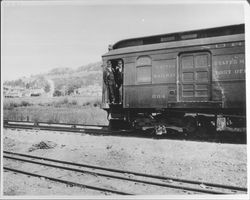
3, 128, 247, 196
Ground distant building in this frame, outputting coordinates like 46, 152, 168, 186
3, 86, 10, 96
4, 86, 24, 98
3, 85, 46, 98
5, 90, 23, 98
30, 88, 45, 97
22, 91, 31, 97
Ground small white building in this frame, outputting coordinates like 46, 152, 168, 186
5, 91, 22, 98
4, 86, 24, 98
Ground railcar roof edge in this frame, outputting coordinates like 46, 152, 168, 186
112, 23, 244, 50
102, 33, 245, 57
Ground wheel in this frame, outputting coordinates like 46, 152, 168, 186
183, 116, 197, 135
109, 119, 130, 130
197, 115, 216, 137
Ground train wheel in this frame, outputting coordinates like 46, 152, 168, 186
183, 116, 197, 135
109, 119, 118, 130
109, 119, 130, 130
197, 115, 216, 137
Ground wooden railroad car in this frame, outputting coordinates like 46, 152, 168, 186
101, 24, 245, 133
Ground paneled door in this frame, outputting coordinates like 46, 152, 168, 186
179, 52, 211, 101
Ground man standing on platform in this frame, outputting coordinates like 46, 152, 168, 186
114, 60, 123, 104
103, 60, 116, 104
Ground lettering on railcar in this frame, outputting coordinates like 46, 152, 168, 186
215, 43, 226, 48
214, 58, 245, 66
214, 54, 245, 66
213, 54, 245, 80
214, 69, 245, 76
234, 69, 245, 74
152, 94, 166, 99
155, 64, 175, 69
231, 42, 243, 47
215, 42, 243, 48
214, 70, 231, 76
153, 73, 175, 78
153, 60, 176, 83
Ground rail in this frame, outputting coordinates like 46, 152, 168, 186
3, 120, 132, 135
4, 151, 247, 195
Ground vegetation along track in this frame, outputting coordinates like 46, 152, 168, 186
4, 151, 247, 195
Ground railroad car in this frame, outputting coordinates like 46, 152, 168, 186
101, 24, 245, 134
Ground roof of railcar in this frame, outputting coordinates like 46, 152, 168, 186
112, 24, 244, 50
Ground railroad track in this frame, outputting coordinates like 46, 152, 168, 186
3, 120, 130, 135
4, 151, 247, 195
4, 120, 246, 144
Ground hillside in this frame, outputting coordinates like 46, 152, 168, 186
4, 61, 103, 97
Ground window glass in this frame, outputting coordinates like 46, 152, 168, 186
195, 54, 208, 68
136, 56, 152, 83
136, 66, 151, 83
182, 55, 193, 68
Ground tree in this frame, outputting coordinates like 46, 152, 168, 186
67, 84, 78, 95
53, 90, 62, 97
26, 83, 31, 89
44, 83, 51, 93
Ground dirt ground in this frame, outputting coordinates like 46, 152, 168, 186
3, 128, 247, 196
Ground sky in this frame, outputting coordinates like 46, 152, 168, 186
1, 0, 246, 81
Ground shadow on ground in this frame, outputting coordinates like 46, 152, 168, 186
85, 127, 246, 145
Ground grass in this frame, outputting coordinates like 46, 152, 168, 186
3, 100, 33, 110
3, 96, 108, 125
4, 96, 101, 107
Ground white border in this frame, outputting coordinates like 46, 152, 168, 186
1, 0, 249, 200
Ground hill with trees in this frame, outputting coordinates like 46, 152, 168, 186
4, 61, 103, 96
